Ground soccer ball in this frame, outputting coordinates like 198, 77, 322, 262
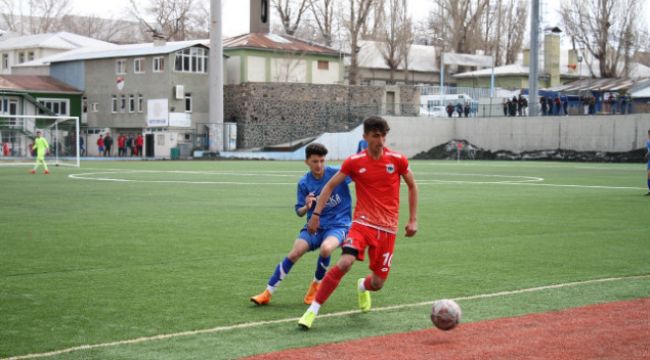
430, 299, 461, 331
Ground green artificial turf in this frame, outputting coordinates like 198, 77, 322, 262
1, 160, 648, 359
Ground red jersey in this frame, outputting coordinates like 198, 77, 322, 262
340, 147, 410, 233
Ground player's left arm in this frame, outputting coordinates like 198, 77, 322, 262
402, 169, 418, 237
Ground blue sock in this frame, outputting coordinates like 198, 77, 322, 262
268, 258, 294, 288
314, 255, 331, 281
647, 178, 650, 191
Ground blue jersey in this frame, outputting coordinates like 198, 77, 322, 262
647, 140, 650, 154
295, 166, 352, 229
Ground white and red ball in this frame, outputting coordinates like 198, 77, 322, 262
430, 299, 461, 331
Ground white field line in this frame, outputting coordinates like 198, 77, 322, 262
67, 170, 644, 190
4, 274, 649, 360
416, 179, 647, 190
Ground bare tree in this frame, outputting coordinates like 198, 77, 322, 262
308, 0, 336, 46
61, 15, 127, 43
561, 0, 641, 78
431, 0, 490, 54
345, 0, 377, 85
501, 0, 527, 64
376, 0, 413, 84
0, 0, 71, 34
272, 0, 309, 36
129, 0, 207, 41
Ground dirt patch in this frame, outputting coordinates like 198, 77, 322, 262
245, 298, 650, 359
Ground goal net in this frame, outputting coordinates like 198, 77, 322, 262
0, 115, 80, 167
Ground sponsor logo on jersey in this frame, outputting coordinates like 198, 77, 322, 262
359, 168, 367, 173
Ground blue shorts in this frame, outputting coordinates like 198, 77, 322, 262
647, 161, 650, 170
299, 226, 348, 251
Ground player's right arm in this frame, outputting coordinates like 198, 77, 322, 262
306, 171, 347, 234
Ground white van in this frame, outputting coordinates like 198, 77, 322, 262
420, 94, 474, 117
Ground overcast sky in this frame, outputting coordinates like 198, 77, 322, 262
67, 0, 445, 37
66, 0, 645, 38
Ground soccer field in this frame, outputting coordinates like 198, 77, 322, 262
1, 160, 649, 359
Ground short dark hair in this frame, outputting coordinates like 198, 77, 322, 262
305, 143, 328, 159
363, 116, 390, 135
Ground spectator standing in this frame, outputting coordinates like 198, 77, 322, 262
455, 102, 463, 117
104, 133, 113, 157
136, 134, 144, 157
97, 135, 104, 156
79, 136, 85, 156
2, 142, 10, 156
117, 134, 126, 157
127, 135, 134, 156
446, 103, 454, 118
463, 102, 470, 118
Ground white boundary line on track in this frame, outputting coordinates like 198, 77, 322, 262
5, 274, 649, 360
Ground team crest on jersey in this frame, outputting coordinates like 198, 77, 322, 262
386, 163, 395, 174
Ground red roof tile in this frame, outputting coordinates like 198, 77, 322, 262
0, 75, 81, 93
223, 33, 342, 56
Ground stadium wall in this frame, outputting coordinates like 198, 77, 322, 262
386, 114, 650, 158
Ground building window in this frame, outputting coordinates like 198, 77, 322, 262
317, 60, 329, 70
2, 54, 8, 70
38, 98, 70, 116
116, 59, 127, 74
92, 103, 99, 112
153, 56, 165, 72
120, 95, 126, 112
18, 52, 25, 64
82, 97, 87, 113
27, 51, 35, 61
137, 95, 144, 113
129, 95, 135, 112
184, 93, 192, 112
111, 96, 117, 113
174, 47, 208, 73
134, 58, 144, 73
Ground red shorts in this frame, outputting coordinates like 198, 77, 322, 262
343, 222, 396, 279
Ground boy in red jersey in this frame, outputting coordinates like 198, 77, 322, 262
298, 116, 418, 329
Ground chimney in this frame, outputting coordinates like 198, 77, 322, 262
250, 0, 270, 33
567, 49, 578, 74
544, 33, 561, 87
523, 48, 530, 66
153, 33, 166, 47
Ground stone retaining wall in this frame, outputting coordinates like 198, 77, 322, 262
224, 83, 419, 149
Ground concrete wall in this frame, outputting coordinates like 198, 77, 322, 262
385, 114, 650, 157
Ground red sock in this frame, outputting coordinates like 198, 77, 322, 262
363, 275, 378, 291
314, 265, 346, 305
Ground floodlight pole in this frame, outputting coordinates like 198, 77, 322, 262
208, 0, 224, 152
528, 0, 540, 117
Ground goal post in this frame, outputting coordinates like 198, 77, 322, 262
0, 114, 81, 168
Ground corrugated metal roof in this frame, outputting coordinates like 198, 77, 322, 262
223, 33, 341, 56
348, 40, 437, 72
548, 77, 648, 92
0, 31, 113, 51
15, 39, 209, 66
0, 75, 81, 93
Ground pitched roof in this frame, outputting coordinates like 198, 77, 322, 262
223, 33, 341, 56
0, 31, 113, 51
0, 75, 81, 93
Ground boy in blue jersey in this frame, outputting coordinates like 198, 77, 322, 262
251, 143, 352, 305
645, 130, 650, 196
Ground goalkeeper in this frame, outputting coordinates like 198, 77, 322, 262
31, 131, 49, 174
